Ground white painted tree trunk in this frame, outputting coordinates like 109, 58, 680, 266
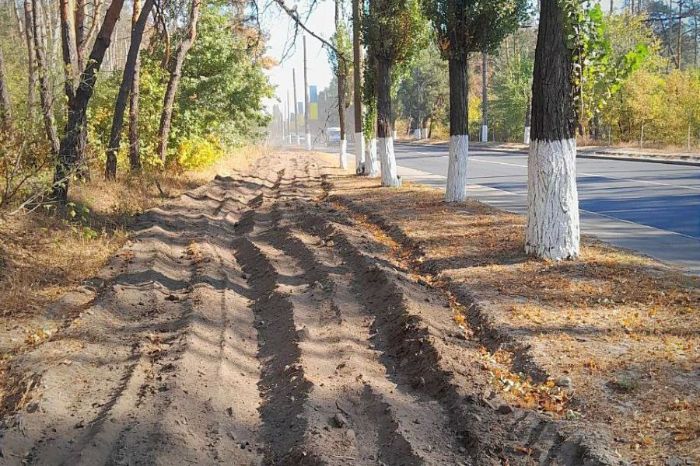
444, 135, 469, 202
366, 137, 379, 177
392, 129, 397, 140
354, 131, 365, 174
339, 139, 347, 169
305, 133, 311, 150
525, 138, 580, 260
523, 126, 531, 145
481, 125, 488, 142
422, 127, 429, 139
378, 136, 399, 187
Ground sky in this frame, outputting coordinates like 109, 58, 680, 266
261, 0, 337, 114
259, 0, 621, 114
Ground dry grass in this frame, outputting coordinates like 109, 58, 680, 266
0, 145, 261, 339
329, 175, 700, 465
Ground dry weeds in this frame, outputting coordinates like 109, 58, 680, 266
329, 175, 700, 465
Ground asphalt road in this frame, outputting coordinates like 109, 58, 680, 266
328, 139, 700, 274
380, 142, 700, 274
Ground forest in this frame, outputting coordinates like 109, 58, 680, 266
0, 0, 272, 209
386, 2, 700, 147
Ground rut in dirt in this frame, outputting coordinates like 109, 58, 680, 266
0, 151, 621, 466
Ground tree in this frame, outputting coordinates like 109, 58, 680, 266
31, 0, 59, 155
525, 0, 582, 260
105, 0, 155, 179
53, 0, 127, 202
490, 47, 533, 142
364, 0, 426, 187
352, 0, 365, 173
0, 46, 12, 129
362, 54, 380, 177
422, 0, 527, 201
129, 0, 144, 172
396, 44, 448, 137
22, 0, 36, 123
328, 0, 352, 169
157, 0, 203, 163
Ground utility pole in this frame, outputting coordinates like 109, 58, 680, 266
303, 36, 311, 149
293, 68, 299, 144
287, 89, 291, 144
481, 51, 488, 143
352, 0, 365, 173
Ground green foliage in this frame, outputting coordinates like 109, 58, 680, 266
396, 44, 448, 128
363, 0, 429, 63
87, 2, 272, 171
328, 19, 353, 106
422, 0, 529, 60
174, 135, 223, 171
490, 48, 533, 141
174, 5, 273, 149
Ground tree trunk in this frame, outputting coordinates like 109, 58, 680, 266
31, 0, 60, 155
157, 0, 202, 164
334, 0, 346, 166
445, 57, 469, 202
677, 0, 683, 69
53, 0, 127, 203
59, 0, 78, 100
0, 47, 12, 129
338, 70, 347, 168
23, 0, 37, 123
352, 0, 365, 173
129, 0, 143, 172
524, 96, 532, 144
74, 0, 86, 70
105, 0, 154, 179
481, 51, 488, 142
526, 0, 580, 260
13, 1, 24, 36
376, 57, 399, 186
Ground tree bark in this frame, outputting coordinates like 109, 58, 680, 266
105, 0, 154, 179
376, 57, 398, 186
23, 0, 37, 123
53, 0, 127, 202
59, 0, 78, 99
31, 0, 60, 155
129, 0, 143, 172
352, 0, 365, 173
0, 47, 12, 129
526, 0, 580, 260
75, 0, 86, 70
481, 51, 488, 142
334, 0, 347, 168
157, 0, 202, 163
445, 57, 469, 202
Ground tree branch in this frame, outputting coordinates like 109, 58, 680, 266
271, 0, 350, 63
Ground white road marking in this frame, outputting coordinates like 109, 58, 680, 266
468, 157, 700, 192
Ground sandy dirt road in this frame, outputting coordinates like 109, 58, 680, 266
0, 151, 617, 465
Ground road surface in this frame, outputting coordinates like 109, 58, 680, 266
336, 141, 700, 274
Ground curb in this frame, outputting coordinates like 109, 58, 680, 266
397, 141, 700, 167
577, 151, 700, 167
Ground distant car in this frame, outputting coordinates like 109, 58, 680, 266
326, 127, 341, 145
